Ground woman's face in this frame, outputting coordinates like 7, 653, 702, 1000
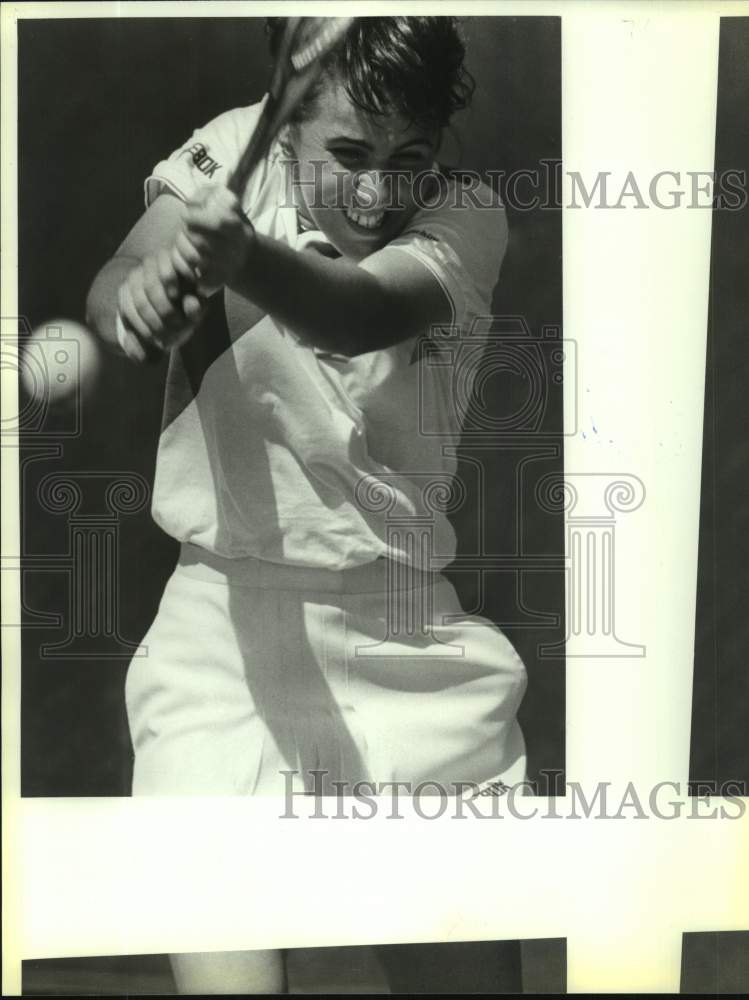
287, 75, 440, 261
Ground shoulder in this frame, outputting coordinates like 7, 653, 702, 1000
377, 167, 509, 321
211, 98, 268, 138
145, 97, 281, 211
184, 98, 268, 164
389, 168, 508, 269
417, 167, 507, 241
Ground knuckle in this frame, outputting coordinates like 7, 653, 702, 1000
141, 257, 157, 284
131, 285, 148, 309
155, 297, 173, 320
180, 235, 197, 259
158, 249, 175, 277
170, 251, 186, 274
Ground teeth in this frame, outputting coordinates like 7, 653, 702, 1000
346, 207, 385, 230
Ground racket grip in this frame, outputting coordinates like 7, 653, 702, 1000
116, 310, 163, 364
116, 276, 206, 366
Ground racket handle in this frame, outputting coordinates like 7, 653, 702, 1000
227, 105, 276, 197
116, 278, 206, 365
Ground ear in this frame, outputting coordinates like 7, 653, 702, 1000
278, 124, 296, 160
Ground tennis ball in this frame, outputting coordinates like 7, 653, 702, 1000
20, 319, 102, 410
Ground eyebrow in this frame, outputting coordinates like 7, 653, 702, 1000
325, 135, 432, 152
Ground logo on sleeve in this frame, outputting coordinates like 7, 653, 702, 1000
182, 143, 222, 179
462, 777, 512, 799
412, 229, 439, 242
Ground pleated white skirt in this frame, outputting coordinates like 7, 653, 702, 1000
125, 544, 528, 796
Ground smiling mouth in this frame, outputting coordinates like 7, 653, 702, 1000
345, 205, 387, 232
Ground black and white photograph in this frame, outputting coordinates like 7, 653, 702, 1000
9, 8, 564, 994
16, 12, 564, 803
2, 1, 748, 996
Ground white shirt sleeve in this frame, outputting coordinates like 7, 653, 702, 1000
379, 175, 509, 327
143, 99, 268, 210
340, 178, 509, 415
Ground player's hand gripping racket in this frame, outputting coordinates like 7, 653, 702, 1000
134, 16, 354, 361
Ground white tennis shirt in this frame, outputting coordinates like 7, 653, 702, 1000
144, 100, 508, 571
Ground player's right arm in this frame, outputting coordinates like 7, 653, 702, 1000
85, 193, 205, 363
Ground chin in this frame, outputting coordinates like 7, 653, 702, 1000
307, 205, 413, 260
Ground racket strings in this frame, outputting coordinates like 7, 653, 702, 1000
290, 18, 354, 72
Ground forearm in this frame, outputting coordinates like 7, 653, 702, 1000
93, 187, 445, 362
228, 233, 401, 358
86, 193, 195, 360
85, 255, 139, 354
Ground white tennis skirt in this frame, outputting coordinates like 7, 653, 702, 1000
125, 544, 528, 796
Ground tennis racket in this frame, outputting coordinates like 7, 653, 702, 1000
134, 16, 354, 362
228, 16, 354, 197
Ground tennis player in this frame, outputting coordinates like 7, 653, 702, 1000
87, 16, 528, 994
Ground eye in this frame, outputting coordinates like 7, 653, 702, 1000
328, 147, 368, 168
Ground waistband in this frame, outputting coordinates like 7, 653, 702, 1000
177, 543, 444, 594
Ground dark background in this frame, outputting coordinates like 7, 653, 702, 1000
20, 930, 749, 995
22, 938, 567, 995
689, 17, 749, 791
18, 16, 564, 796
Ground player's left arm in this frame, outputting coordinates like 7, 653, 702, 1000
177, 186, 452, 357
233, 234, 450, 357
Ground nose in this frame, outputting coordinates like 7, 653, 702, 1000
353, 170, 389, 211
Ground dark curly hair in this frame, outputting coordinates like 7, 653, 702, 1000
265, 16, 475, 131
